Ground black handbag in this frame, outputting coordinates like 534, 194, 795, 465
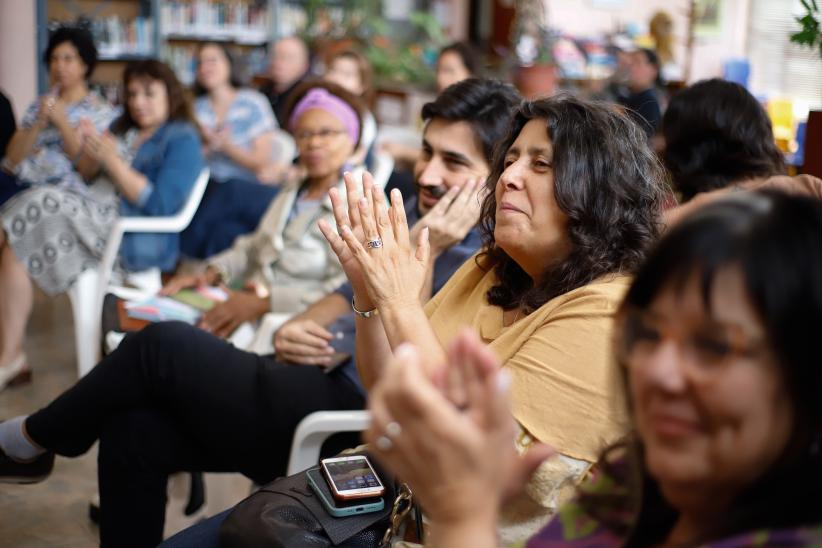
219, 453, 416, 548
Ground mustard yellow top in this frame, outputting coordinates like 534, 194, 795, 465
424, 255, 630, 462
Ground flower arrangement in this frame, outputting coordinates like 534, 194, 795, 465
510, 0, 556, 66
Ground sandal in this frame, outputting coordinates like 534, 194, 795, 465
0, 354, 31, 391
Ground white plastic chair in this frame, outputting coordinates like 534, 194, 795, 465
370, 151, 394, 190
271, 129, 296, 164
286, 410, 371, 475
68, 167, 210, 378
374, 125, 421, 151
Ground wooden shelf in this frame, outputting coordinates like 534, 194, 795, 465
98, 52, 155, 61
162, 29, 269, 45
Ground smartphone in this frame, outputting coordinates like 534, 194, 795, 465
322, 352, 351, 375
306, 468, 384, 518
321, 455, 385, 500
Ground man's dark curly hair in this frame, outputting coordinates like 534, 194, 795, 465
662, 79, 785, 201
478, 94, 668, 313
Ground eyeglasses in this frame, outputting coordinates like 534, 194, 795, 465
294, 128, 347, 142
616, 307, 767, 383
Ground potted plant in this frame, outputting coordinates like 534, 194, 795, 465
510, 0, 558, 98
790, 0, 822, 177
298, 0, 444, 88
791, 0, 822, 57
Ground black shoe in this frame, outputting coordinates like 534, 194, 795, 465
0, 447, 54, 484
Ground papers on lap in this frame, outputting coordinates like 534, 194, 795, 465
169, 286, 228, 311
125, 286, 228, 323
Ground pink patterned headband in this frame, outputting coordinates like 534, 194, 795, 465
288, 88, 360, 145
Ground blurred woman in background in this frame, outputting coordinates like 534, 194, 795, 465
181, 42, 281, 259
1, 26, 115, 205
324, 48, 378, 168
0, 59, 203, 390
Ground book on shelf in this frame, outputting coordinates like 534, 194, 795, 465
160, 0, 270, 43
89, 16, 154, 59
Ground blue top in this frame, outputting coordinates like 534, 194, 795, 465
195, 89, 277, 183
119, 121, 204, 271
328, 196, 483, 394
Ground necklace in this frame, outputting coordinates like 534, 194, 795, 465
505, 306, 522, 327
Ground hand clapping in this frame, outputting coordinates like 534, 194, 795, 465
365, 329, 556, 526
81, 121, 117, 166
318, 171, 430, 312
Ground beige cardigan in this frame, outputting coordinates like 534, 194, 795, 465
208, 168, 364, 316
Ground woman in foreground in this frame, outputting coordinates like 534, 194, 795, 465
368, 190, 822, 547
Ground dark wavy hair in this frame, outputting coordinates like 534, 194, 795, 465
478, 95, 667, 313
438, 41, 480, 76
662, 79, 785, 201
583, 191, 822, 546
421, 78, 521, 164
283, 79, 366, 148
44, 26, 98, 79
110, 60, 199, 136
192, 42, 244, 96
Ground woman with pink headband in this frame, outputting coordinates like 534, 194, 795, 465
162, 80, 367, 347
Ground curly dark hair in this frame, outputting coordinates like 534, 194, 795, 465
421, 78, 521, 165
110, 60, 200, 136
478, 95, 667, 313
43, 26, 98, 79
662, 79, 785, 201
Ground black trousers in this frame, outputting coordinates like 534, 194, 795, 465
25, 322, 365, 548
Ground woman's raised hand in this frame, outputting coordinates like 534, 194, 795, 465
318, 170, 430, 312
83, 129, 118, 167
365, 329, 555, 531
318, 171, 373, 301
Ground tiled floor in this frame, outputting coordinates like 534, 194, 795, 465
0, 293, 100, 547
0, 292, 251, 547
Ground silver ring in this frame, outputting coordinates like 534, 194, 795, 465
366, 238, 383, 249
375, 435, 393, 451
385, 421, 402, 438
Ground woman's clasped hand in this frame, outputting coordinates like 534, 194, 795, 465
366, 330, 555, 520
318, 171, 430, 312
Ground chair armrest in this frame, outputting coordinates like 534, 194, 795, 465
118, 166, 210, 234
118, 215, 193, 233
286, 411, 371, 475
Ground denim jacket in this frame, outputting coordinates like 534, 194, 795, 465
119, 121, 204, 271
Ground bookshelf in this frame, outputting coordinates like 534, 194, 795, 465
37, 0, 158, 99
37, 0, 279, 96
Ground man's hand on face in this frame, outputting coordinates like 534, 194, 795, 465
410, 178, 485, 257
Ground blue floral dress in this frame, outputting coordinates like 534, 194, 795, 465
9, 92, 116, 193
